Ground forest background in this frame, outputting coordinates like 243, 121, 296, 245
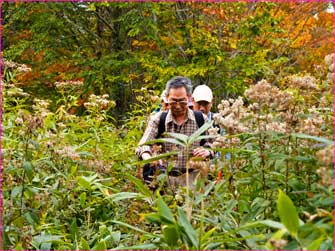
2, 1, 334, 250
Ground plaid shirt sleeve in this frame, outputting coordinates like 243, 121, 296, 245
135, 112, 162, 159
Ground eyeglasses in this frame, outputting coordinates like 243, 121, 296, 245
168, 99, 188, 106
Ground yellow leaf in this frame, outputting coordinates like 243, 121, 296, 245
230, 40, 237, 49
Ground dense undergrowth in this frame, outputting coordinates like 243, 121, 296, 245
2, 56, 334, 250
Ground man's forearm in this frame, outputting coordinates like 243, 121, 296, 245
135, 145, 152, 159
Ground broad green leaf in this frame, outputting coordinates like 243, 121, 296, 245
77, 176, 92, 190
23, 161, 33, 182
206, 242, 224, 250
157, 196, 175, 224
108, 192, 142, 202
271, 228, 286, 239
266, 152, 288, 160
259, 220, 285, 229
277, 189, 300, 237
307, 237, 324, 250
24, 212, 37, 225
163, 224, 180, 247
14, 242, 24, 250
292, 133, 333, 145
111, 243, 157, 250
241, 220, 285, 231
93, 240, 107, 250
43, 113, 56, 130
11, 186, 22, 200
79, 238, 90, 250
79, 192, 86, 207
32, 234, 62, 245
188, 121, 213, 145
165, 132, 189, 144
111, 220, 158, 237
40, 242, 51, 250
139, 151, 179, 165
70, 165, 77, 176
177, 207, 199, 248
144, 212, 162, 224
111, 231, 121, 242
126, 173, 152, 197
77, 174, 98, 190
140, 138, 185, 147
290, 155, 315, 163
201, 227, 217, 243
69, 218, 78, 240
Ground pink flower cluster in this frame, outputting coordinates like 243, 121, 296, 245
287, 74, 317, 90
244, 79, 293, 111
54, 80, 83, 89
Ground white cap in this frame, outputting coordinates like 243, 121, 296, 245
193, 85, 213, 102
161, 90, 168, 103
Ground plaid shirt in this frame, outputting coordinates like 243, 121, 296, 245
136, 109, 211, 170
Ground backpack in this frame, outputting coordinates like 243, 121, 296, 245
157, 110, 206, 146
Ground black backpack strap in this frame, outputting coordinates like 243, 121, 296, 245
193, 110, 205, 128
157, 111, 168, 139
193, 110, 206, 146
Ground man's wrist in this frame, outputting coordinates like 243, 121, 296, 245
141, 152, 151, 160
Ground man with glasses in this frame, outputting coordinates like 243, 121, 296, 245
136, 76, 213, 188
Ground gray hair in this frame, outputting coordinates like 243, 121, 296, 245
165, 76, 192, 95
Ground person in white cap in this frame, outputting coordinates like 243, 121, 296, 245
192, 84, 214, 121
193, 85, 230, 164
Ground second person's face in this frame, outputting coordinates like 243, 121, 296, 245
193, 100, 212, 115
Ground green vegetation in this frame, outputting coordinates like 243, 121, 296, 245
2, 2, 333, 250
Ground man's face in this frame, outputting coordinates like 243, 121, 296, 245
193, 100, 212, 115
167, 87, 189, 117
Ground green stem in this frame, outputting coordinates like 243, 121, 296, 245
20, 138, 29, 216
199, 197, 205, 249
285, 135, 291, 193
259, 133, 266, 194
256, 116, 266, 196
185, 144, 192, 221
20, 169, 26, 216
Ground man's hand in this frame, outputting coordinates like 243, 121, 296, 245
193, 147, 211, 158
